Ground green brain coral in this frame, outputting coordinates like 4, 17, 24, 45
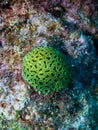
22, 46, 72, 94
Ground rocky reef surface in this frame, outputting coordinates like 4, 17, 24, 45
0, 0, 98, 129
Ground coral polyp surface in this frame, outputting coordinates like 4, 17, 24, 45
22, 46, 72, 94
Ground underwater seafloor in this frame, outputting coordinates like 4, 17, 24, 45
0, 0, 98, 130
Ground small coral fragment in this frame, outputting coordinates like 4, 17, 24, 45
22, 46, 72, 94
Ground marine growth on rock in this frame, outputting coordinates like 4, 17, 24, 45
22, 46, 72, 94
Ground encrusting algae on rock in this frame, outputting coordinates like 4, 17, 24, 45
22, 46, 73, 94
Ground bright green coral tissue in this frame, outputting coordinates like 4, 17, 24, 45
22, 46, 72, 94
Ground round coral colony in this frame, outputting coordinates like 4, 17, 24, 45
22, 46, 72, 94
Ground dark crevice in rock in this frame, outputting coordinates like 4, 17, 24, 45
93, 38, 98, 55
